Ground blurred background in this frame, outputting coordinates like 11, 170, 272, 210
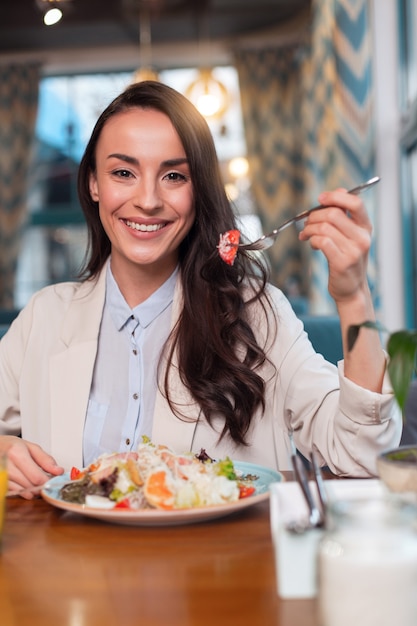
0, 0, 415, 333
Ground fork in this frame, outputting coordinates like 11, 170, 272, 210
238, 176, 380, 252
289, 452, 324, 533
310, 445, 328, 525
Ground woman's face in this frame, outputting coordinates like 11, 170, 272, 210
89, 107, 195, 280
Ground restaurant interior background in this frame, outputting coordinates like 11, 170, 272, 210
0, 0, 415, 335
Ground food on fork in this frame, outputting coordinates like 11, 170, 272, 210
217, 229, 240, 265
59, 439, 257, 511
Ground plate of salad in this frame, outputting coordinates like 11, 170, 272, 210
41, 440, 282, 526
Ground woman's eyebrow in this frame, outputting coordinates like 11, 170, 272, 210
106, 154, 189, 168
162, 158, 189, 167
107, 153, 138, 165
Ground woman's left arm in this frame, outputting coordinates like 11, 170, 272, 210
299, 187, 385, 392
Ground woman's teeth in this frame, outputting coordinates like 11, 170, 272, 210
124, 220, 165, 232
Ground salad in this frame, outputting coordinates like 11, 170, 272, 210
59, 440, 258, 511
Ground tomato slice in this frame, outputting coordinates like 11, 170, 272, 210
239, 484, 256, 499
70, 466, 84, 480
218, 230, 240, 265
114, 498, 131, 510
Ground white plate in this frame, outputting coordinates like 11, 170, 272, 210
41, 461, 283, 526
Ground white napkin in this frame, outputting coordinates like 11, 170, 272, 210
324, 478, 386, 501
270, 478, 386, 599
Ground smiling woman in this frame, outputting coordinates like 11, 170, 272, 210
0, 80, 403, 499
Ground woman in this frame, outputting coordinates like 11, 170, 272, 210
0, 81, 401, 497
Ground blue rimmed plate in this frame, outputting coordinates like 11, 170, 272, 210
41, 461, 283, 526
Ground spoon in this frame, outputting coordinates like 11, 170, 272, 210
238, 176, 380, 252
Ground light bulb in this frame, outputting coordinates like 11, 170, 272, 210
196, 93, 222, 118
228, 157, 249, 179
44, 7, 63, 26
185, 69, 230, 120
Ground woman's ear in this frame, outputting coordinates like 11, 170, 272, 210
89, 173, 99, 202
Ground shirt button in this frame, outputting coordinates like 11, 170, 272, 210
133, 349, 137, 355
126, 438, 131, 445
133, 393, 139, 400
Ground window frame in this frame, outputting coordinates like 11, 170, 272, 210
398, 0, 417, 327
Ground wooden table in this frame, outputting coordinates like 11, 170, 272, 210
0, 476, 318, 626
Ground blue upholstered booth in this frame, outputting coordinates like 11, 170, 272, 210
299, 315, 343, 365
0, 309, 20, 339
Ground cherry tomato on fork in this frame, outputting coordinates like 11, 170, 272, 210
218, 230, 240, 265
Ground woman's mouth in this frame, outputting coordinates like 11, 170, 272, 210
123, 219, 167, 232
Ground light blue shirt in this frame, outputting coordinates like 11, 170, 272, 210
83, 263, 178, 466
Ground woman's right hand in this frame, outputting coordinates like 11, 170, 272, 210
0, 436, 64, 499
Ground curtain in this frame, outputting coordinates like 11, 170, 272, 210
235, 46, 309, 300
0, 63, 40, 308
234, 0, 376, 313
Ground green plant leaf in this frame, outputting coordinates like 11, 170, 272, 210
347, 321, 417, 418
387, 330, 417, 412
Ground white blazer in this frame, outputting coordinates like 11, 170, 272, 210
0, 265, 402, 476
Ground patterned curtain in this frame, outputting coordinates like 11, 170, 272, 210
234, 0, 376, 313
0, 63, 40, 308
235, 46, 310, 300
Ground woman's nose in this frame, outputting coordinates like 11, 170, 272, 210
133, 178, 162, 211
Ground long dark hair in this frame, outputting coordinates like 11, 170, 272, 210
78, 80, 274, 446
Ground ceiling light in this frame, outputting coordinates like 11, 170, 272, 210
132, 5, 159, 84
184, 8, 230, 121
185, 68, 230, 120
44, 7, 62, 25
228, 156, 249, 179
133, 67, 159, 83
36, 0, 70, 27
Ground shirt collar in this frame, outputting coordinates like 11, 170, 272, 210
105, 262, 178, 331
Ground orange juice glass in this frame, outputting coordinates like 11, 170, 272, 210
0, 454, 7, 544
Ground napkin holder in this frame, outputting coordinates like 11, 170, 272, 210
270, 481, 323, 598
269, 479, 385, 599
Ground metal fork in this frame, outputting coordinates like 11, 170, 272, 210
287, 452, 324, 534
238, 176, 380, 252
310, 445, 328, 526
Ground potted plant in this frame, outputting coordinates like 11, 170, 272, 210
348, 323, 417, 492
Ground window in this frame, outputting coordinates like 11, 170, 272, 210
16, 71, 133, 306
398, 0, 417, 326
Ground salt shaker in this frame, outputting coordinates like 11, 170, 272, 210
318, 495, 417, 626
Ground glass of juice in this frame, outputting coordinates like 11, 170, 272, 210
0, 454, 7, 546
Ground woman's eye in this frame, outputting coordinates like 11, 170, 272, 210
165, 171, 187, 182
113, 169, 132, 178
